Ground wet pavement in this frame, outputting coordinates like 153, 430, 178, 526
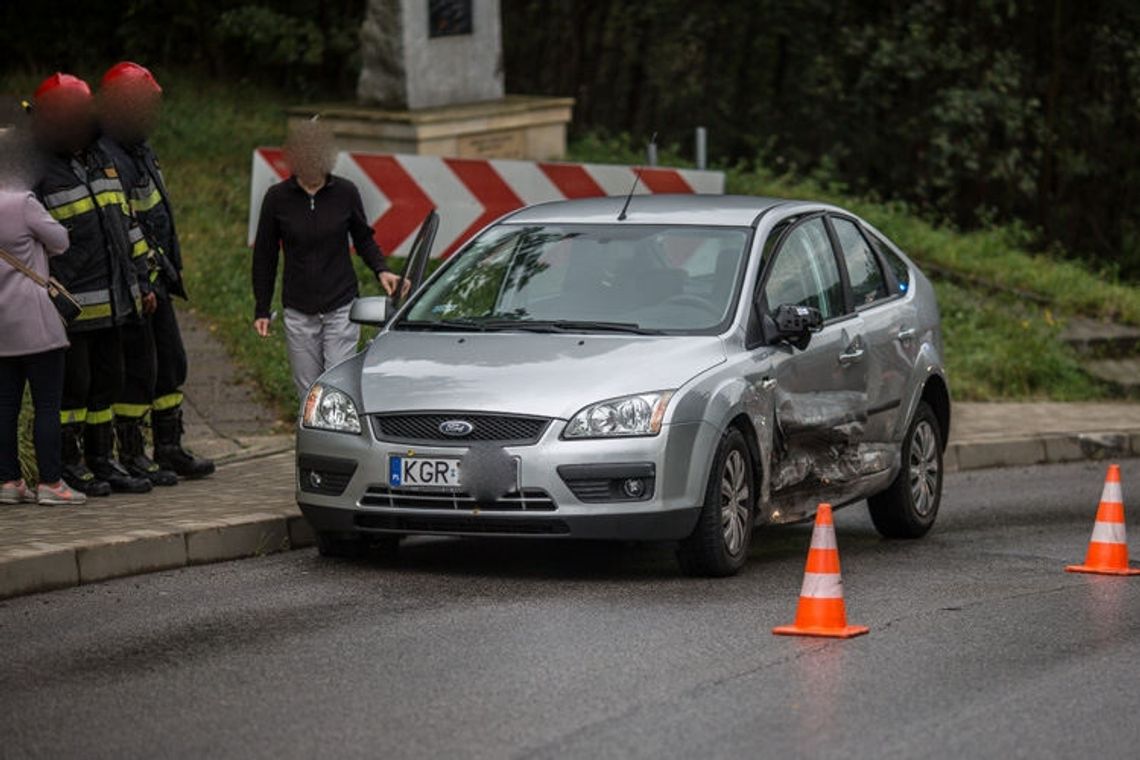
2, 458, 1138, 759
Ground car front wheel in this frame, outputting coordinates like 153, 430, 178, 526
676, 428, 756, 577
867, 401, 942, 538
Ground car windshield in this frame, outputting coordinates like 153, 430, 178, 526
399, 223, 752, 334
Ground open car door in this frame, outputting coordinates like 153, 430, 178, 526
393, 209, 439, 311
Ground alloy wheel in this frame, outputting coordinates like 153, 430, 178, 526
720, 449, 751, 556
908, 420, 939, 517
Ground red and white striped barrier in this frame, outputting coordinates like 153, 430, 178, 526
248, 149, 725, 259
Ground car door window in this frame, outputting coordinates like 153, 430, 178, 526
762, 218, 844, 320
832, 217, 888, 308
866, 229, 911, 295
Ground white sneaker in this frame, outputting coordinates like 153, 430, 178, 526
0, 480, 36, 504
37, 481, 88, 506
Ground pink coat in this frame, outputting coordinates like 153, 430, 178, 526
0, 190, 70, 357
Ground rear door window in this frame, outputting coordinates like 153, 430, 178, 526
866, 229, 911, 296
832, 217, 888, 308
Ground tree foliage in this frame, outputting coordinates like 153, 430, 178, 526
503, 0, 1140, 277
0, 0, 365, 93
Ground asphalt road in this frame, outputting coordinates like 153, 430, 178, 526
3, 458, 1140, 759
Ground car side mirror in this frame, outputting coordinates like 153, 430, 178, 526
349, 296, 391, 326
769, 303, 823, 350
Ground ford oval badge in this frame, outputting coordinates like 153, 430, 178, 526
439, 419, 474, 437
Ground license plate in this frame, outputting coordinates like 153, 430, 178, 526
388, 455, 462, 489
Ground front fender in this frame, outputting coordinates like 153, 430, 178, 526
671, 358, 777, 515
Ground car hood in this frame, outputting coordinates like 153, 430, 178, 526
360, 331, 727, 419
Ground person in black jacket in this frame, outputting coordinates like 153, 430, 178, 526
100, 62, 214, 481
251, 120, 403, 399
31, 73, 152, 495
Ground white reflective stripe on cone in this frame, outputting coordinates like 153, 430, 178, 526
810, 526, 838, 550
1090, 521, 1127, 545
800, 572, 844, 599
1101, 481, 1123, 505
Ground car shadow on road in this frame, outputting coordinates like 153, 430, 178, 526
320, 522, 859, 585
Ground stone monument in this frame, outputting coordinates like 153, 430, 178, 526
288, 0, 573, 160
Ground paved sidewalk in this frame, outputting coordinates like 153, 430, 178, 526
2, 304, 297, 598
0, 451, 307, 598
3, 340, 1140, 600
176, 306, 292, 464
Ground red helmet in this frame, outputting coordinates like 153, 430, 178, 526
101, 62, 162, 94
33, 73, 92, 105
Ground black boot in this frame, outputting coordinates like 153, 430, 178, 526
85, 421, 152, 494
61, 422, 111, 497
153, 405, 215, 479
115, 417, 178, 487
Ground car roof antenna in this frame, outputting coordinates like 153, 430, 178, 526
618, 132, 656, 221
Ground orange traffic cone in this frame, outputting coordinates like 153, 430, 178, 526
1066, 464, 1140, 576
773, 503, 869, 639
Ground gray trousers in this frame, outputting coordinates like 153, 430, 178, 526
283, 305, 360, 400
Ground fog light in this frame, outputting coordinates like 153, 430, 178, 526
622, 478, 645, 498
309, 471, 323, 489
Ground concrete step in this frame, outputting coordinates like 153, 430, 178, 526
1061, 317, 1140, 357
1084, 357, 1140, 393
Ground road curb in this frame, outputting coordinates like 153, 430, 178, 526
0, 514, 313, 601
1, 431, 1138, 601
946, 431, 1138, 473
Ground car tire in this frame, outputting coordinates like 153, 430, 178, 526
316, 532, 400, 559
868, 401, 943, 539
676, 428, 756, 577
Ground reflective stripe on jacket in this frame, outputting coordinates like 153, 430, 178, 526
103, 137, 186, 299
34, 143, 149, 332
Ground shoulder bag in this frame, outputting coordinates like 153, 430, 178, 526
0, 246, 82, 325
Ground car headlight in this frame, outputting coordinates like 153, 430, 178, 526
563, 391, 674, 439
301, 383, 362, 434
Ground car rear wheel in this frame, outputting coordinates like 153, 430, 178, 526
316, 532, 400, 559
867, 401, 942, 538
676, 428, 755, 577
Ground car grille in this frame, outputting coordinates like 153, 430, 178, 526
359, 485, 557, 512
354, 513, 570, 535
370, 413, 551, 446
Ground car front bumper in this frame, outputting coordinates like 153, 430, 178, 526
295, 417, 718, 542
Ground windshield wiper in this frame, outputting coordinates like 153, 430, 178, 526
398, 318, 661, 335
477, 319, 662, 335
397, 319, 490, 332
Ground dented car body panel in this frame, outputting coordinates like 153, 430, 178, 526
296, 194, 948, 547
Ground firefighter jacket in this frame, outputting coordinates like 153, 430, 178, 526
102, 136, 187, 299
34, 142, 152, 332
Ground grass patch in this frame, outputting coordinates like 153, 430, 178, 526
932, 282, 1101, 400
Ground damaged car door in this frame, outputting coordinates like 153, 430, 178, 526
756, 215, 870, 521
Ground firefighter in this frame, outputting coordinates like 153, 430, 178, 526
30, 73, 152, 495
99, 62, 214, 479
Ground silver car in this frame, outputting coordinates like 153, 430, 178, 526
295, 194, 950, 576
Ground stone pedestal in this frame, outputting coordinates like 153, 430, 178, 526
287, 95, 574, 160
285, 0, 573, 160
358, 0, 504, 110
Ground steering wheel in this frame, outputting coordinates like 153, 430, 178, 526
661, 294, 721, 318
